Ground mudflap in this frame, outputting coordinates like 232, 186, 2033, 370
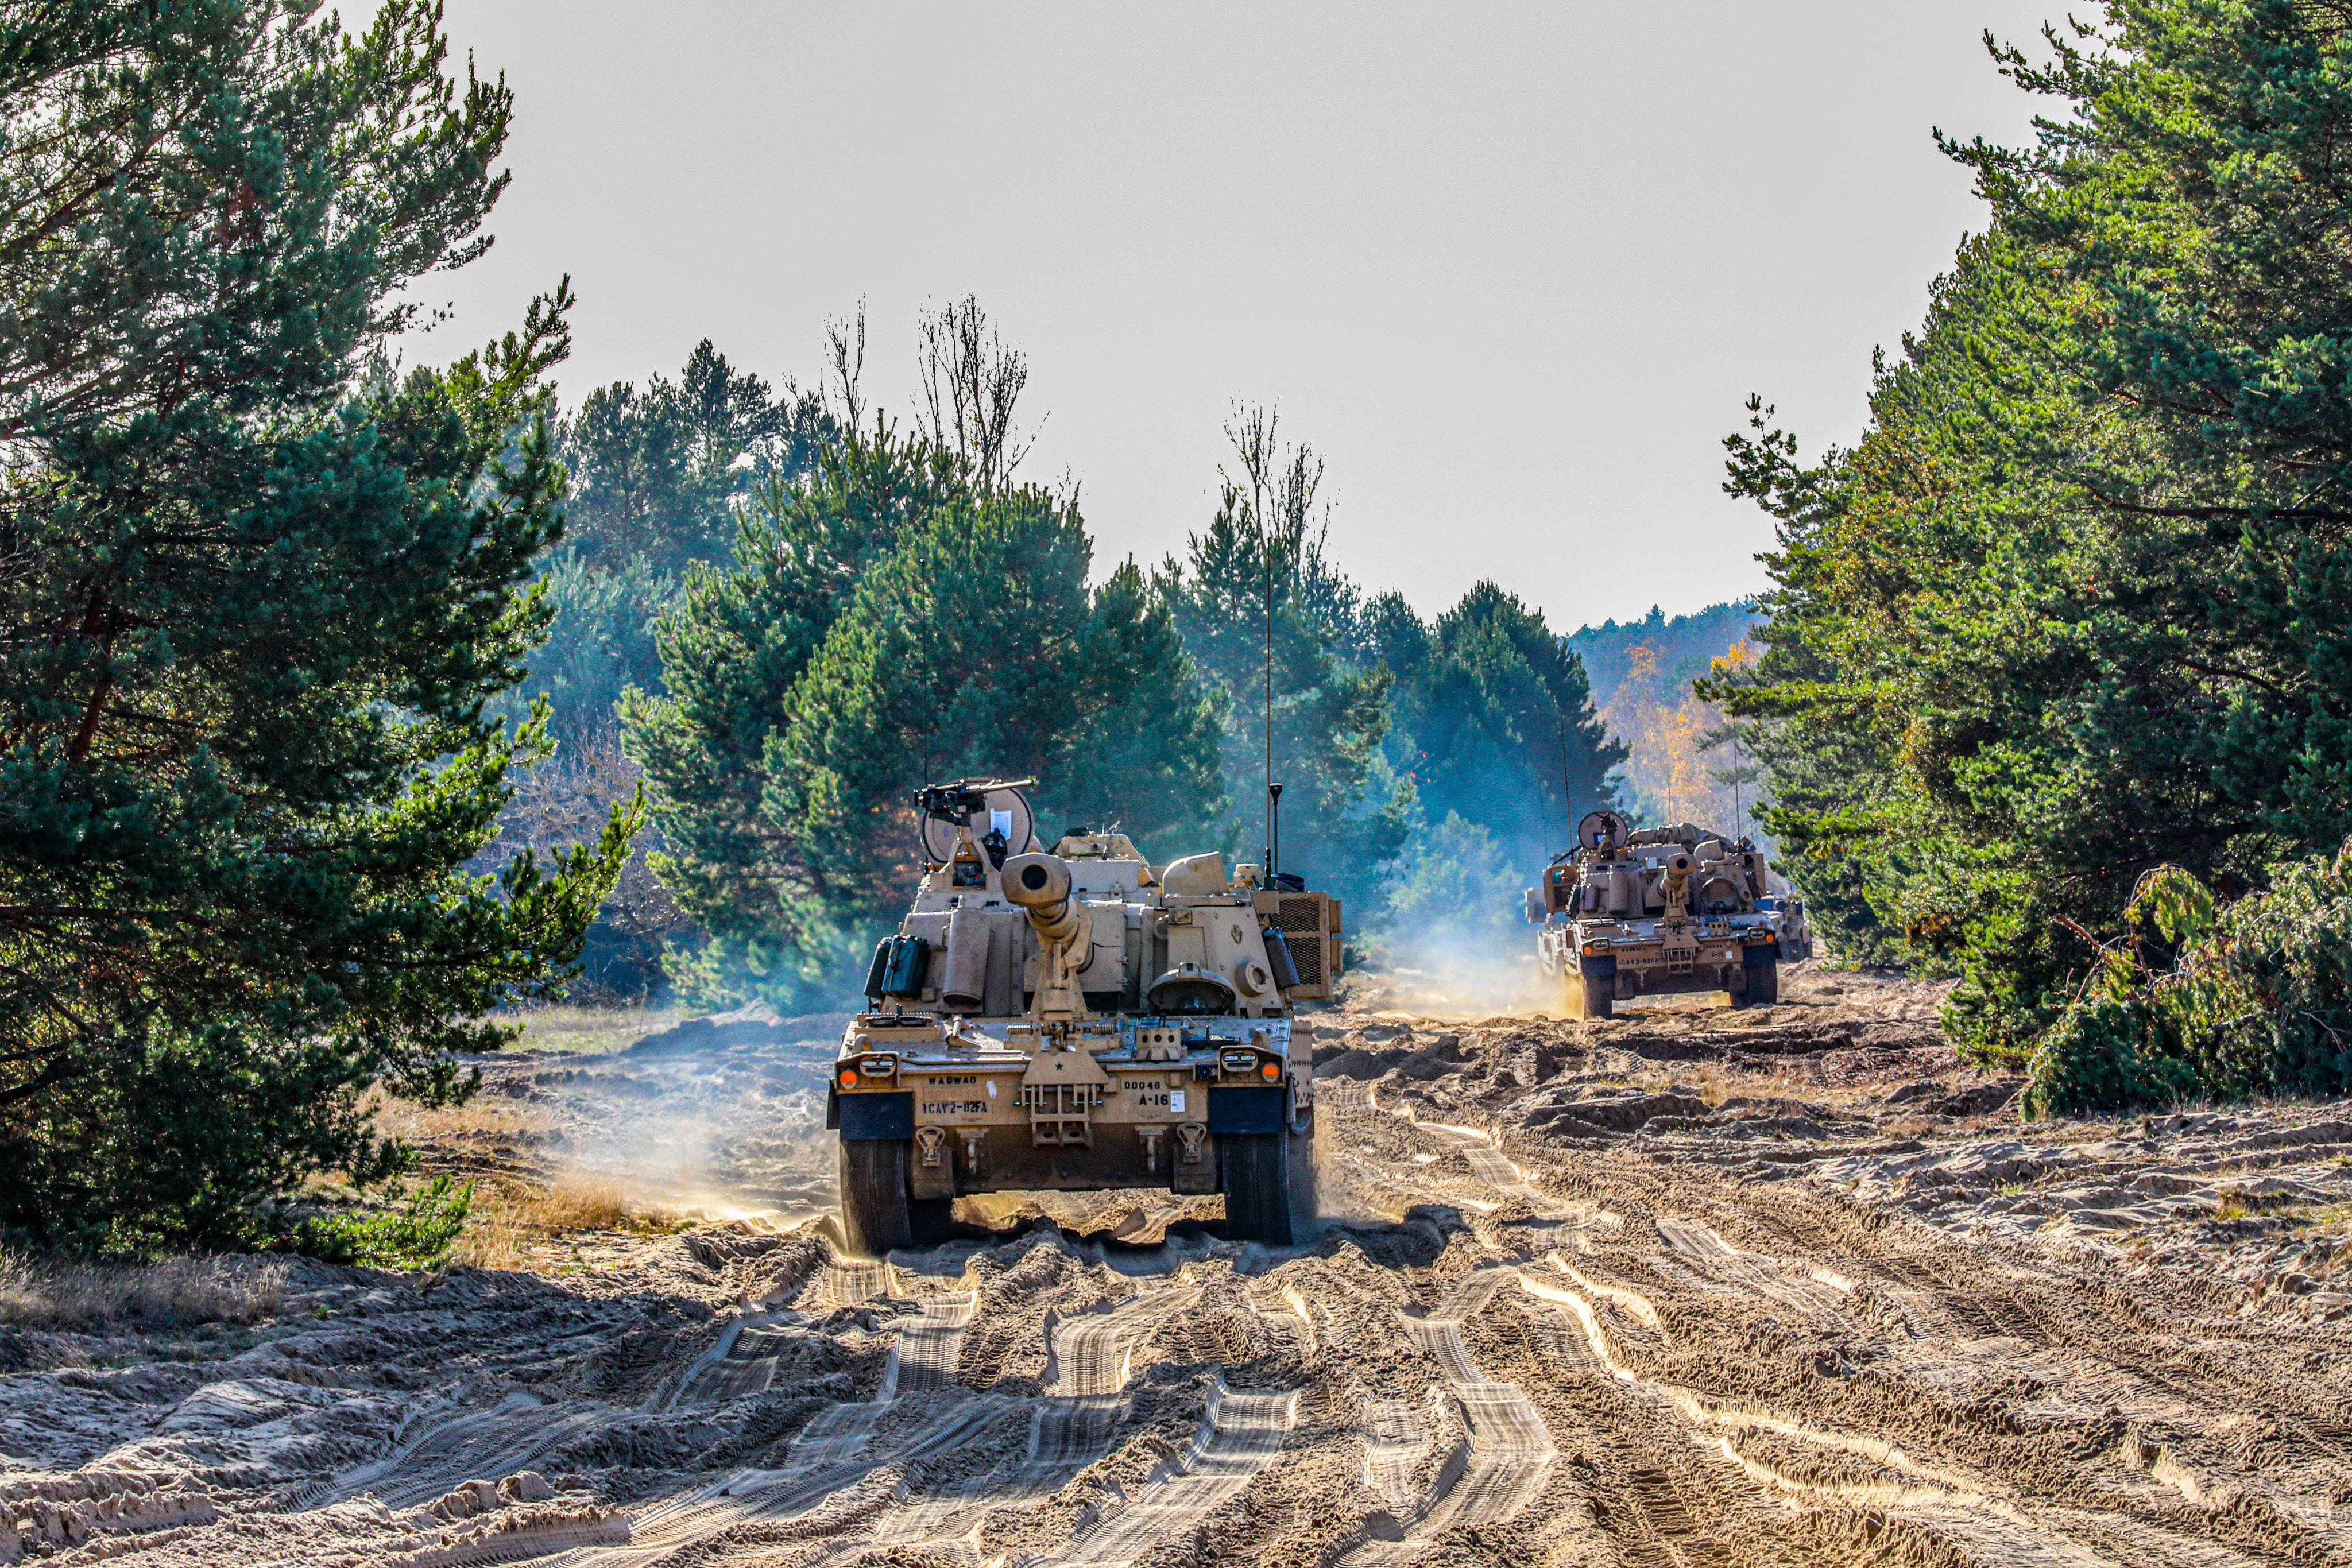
1579, 955, 1617, 1020
1287, 1111, 1317, 1234
1208, 1085, 1287, 1134
838, 1137, 913, 1257
1218, 1129, 1293, 1246
836, 1090, 914, 1141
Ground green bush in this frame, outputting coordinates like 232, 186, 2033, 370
2020, 995, 2203, 1117
292, 1177, 474, 1271
2022, 847, 2352, 1117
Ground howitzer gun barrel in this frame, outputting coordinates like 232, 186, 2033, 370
1002, 852, 1081, 942
1001, 851, 1092, 1019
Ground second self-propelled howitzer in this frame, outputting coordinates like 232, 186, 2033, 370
829, 779, 1343, 1255
1529, 810, 1813, 1019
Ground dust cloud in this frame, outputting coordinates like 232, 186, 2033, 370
522, 1009, 845, 1222
1353, 927, 1556, 1020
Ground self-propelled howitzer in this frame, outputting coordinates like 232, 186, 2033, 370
1529, 810, 1813, 1019
829, 779, 1341, 1255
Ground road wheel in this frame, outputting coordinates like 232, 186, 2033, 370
838, 1137, 914, 1256
908, 1198, 957, 1248
1744, 959, 1781, 1006
1580, 962, 1615, 1020
1219, 1131, 1295, 1246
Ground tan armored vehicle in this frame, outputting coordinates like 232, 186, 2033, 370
1530, 810, 1812, 1019
829, 779, 1341, 1255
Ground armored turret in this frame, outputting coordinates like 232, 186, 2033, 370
1527, 809, 1813, 1019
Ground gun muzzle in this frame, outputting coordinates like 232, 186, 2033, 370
1002, 851, 1080, 935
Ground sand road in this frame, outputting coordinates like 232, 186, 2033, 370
6, 967, 2352, 1566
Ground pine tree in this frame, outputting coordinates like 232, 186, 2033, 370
1386, 582, 1624, 870
1727, 2, 2352, 1059
624, 418, 1224, 1005
0, 1, 635, 1245
1162, 408, 1405, 908
559, 340, 830, 575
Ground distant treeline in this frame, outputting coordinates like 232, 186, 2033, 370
1724, 2, 2352, 1114
1565, 601, 1757, 714
505, 306, 1626, 1005
1565, 602, 1766, 839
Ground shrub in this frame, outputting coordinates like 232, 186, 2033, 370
2022, 846, 2352, 1117
294, 1177, 474, 1271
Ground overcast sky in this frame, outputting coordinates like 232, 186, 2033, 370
413, 2, 2061, 632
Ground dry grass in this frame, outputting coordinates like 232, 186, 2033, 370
450, 1175, 684, 1270
370, 1090, 560, 1144
511, 1004, 683, 1056
519, 1176, 630, 1231
0, 1252, 288, 1331
451, 1201, 532, 1271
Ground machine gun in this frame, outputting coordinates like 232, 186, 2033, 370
912, 777, 1037, 870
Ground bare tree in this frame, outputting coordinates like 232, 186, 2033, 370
914, 295, 1042, 489
823, 299, 869, 435
1221, 402, 1336, 574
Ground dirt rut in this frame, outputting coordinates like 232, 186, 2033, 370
6, 971, 2352, 1565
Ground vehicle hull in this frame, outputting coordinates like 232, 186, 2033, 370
831, 1016, 1307, 1203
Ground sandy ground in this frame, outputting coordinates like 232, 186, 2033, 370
6, 962, 2352, 1566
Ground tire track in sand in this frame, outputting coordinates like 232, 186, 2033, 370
540, 1259, 989, 1566
331, 1395, 614, 1509
1343, 1267, 1557, 1562
1650, 1217, 1856, 1323
880, 1288, 977, 1399
1016, 1285, 1308, 1566
800, 1279, 1205, 1563
1513, 1256, 2300, 1568
1046, 1378, 1300, 1566
1344, 1086, 2214, 1563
